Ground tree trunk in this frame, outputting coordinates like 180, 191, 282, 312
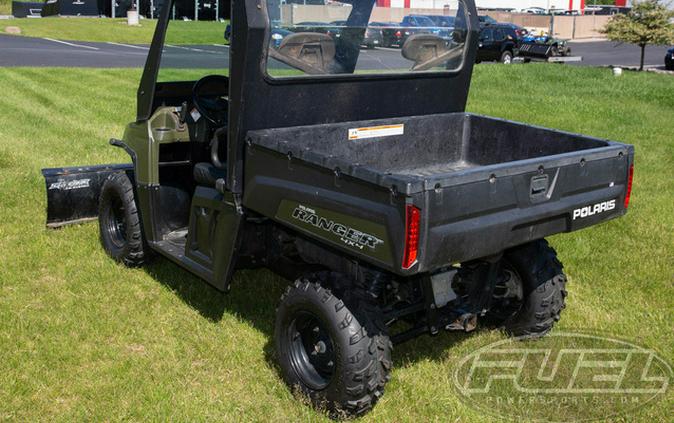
639, 44, 646, 71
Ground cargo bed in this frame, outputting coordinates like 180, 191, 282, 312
245, 113, 633, 273
247, 113, 628, 194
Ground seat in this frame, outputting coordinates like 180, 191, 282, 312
193, 162, 226, 187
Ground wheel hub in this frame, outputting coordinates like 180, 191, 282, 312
288, 312, 336, 389
493, 269, 524, 301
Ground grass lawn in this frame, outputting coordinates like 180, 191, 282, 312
1, 17, 227, 44
0, 65, 672, 421
0, 0, 18, 15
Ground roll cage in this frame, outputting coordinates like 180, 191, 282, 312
136, 0, 480, 194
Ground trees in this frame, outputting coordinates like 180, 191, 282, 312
601, 0, 674, 71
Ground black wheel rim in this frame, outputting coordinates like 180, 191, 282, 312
286, 311, 336, 390
489, 264, 525, 321
105, 195, 127, 249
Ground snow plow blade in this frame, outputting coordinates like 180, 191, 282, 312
41, 164, 134, 228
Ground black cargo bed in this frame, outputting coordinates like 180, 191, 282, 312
247, 113, 627, 194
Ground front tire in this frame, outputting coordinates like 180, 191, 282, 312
274, 275, 392, 417
98, 172, 147, 267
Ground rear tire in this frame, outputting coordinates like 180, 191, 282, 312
493, 239, 567, 338
274, 274, 392, 417
500, 50, 513, 64
98, 172, 147, 267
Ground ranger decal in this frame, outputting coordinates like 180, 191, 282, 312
292, 205, 384, 250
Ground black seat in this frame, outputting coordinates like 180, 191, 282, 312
193, 162, 226, 187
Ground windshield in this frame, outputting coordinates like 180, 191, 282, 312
265, 0, 469, 78
156, 19, 229, 82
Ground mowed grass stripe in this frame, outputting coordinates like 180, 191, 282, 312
0, 65, 672, 422
1, 18, 229, 45
0, 69, 136, 166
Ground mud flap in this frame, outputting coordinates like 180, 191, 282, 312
41, 164, 134, 228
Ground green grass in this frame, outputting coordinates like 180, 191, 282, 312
0, 65, 672, 421
1, 17, 227, 44
0, 0, 20, 15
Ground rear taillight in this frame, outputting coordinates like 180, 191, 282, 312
402, 204, 421, 269
395, 30, 402, 38
624, 163, 634, 209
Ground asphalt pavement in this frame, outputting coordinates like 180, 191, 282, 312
0, 34, 669, 69
566, 40, 667, 68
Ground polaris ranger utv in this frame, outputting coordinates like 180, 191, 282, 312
42, 0, 634, 416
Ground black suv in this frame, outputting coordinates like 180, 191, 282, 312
476, 23, 520, 64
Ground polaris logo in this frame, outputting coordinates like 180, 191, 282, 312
572, 200, 616, 220
292, 205, 384, 250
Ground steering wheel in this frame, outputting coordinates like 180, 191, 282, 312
192, 75, 229, 126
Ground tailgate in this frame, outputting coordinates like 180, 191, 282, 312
417, 146, 634, 272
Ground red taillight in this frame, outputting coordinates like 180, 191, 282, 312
624, 163, 634, 209
402, 205, 421, 269
395, 30, 402, 38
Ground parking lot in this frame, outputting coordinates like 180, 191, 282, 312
0, 33, 669, 69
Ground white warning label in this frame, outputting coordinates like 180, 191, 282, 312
348, 124, 404, 141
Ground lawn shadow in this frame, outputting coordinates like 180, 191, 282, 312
143, 258, 489, 372
392, 327, 486, 367
143, 259, 287, 330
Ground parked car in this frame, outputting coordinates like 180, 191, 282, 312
547, 8, 567, 15
500, 22, 529, 39
292, 21, 331, 34
329, 20, 384, 49
422, 14, 455, 39
227, 24, 292, 49
380, 15, 444, 48
665, 46, 674, 70
522, 7, 546, 14
476, 23, 520, 64
425, 14, 456, 28
478, 15, 498, 25
362, 25, 384, 49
